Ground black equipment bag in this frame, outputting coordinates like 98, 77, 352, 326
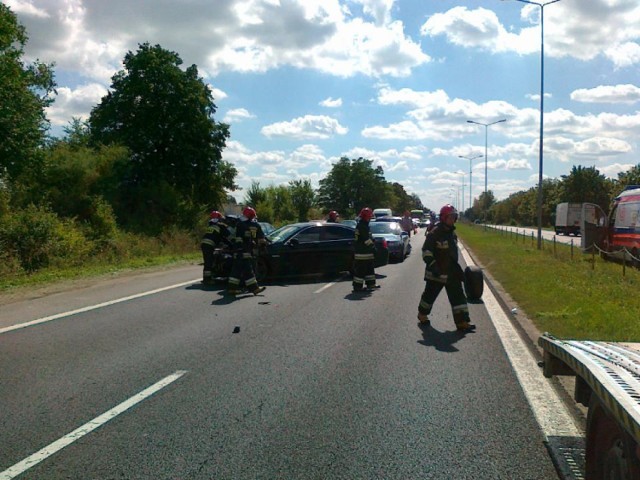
464, 265, 484, 301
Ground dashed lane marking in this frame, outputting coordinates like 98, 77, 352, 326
0, 370, 187, 480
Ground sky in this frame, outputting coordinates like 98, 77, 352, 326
8, 0, 640, 211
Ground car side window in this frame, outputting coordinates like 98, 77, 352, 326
323, 226, 352, 240
293, 226, 322, 243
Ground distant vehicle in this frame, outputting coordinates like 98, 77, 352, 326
372, 208, 392, 219
410, 209, 424, 219
255, 222, 389, 281
369, 221, 410, 262
582, 185, 640, 264
555, 202, 582, 236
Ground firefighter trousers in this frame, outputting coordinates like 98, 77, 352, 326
418, 278, 470, 326
352, 257, 376, 291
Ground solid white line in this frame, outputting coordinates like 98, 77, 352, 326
0, 370, 187, 480
0, 279, 200, 335
459, 244, 582, 438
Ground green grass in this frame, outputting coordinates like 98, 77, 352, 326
457, 223, 640, 341
0, 253, 200, 294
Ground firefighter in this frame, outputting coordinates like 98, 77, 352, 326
201, 211, 232, 284
417, 204, 475, 332
352, 207, 379, 292
227, 206, 267, 295
327, 210, 339, 223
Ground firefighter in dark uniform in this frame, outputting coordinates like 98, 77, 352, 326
201, 211, 232, 284
326, 210, 339, 223
417, 204, 474, 332
227, 206, 267, 295
352, 207, 379, 292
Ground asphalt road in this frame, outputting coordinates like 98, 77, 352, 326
1, 237, 564, 479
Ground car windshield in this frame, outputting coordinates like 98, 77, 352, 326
267, 224, 302, 243
369, 222, 401, 234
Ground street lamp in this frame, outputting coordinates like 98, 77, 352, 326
457, 171, 466, 213
458, 154, 483, 212
502, 0, 561, 249
466, 119, 506, 221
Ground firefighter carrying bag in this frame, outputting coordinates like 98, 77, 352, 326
464, 266, 484, 301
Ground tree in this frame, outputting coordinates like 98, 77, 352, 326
288, 179, 315, 221
616, 164, 640, 191
317, 157, 388, 216
244, 181, 267, 207
559, 166, 613, 211
89, 43, 235, 232
0, 4, 56, 183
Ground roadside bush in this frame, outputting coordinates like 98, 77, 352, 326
0, 205, 94, 272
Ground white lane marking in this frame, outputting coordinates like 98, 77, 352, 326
459, 244, 582, 438
0, 370, 187, 480
0, 279, 200, 335
314, 281, 338, 294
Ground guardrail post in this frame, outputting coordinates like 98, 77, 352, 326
531, 232, 534, 247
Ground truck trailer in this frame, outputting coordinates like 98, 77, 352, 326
555, 202, 583, 236
539, 334, 640, 479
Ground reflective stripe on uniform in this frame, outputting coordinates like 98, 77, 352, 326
424, 271, 447, 283
354, 253, 374, 260
365, 239, 374, 246
419, 299, 432, 311
353, 276, 364, 285
245, 277, 257, 287
201, 238, 216, 247
452, 304, 469, 313
228, 277, 240, 286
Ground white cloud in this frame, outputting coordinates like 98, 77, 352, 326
45, 83, 108, 126
605, 42, 640, 68
571, 84, 640, 104
223, 108, 256, 123
261, 115, 348, 139
422, 3, 640, 65
319, 97, 343, 107
599, 163, 636, 178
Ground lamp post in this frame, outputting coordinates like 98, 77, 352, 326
466, 119, 506, 221
458, 154, 483, 213
502, 0, 561, 249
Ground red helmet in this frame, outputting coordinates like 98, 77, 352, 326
243, 206, 257, 220
328, 210, 338, 221
359, 207, 373, 221
209, 210, 223, 220
440, 204, 458, 221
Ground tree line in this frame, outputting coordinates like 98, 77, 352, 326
465, 165, 640, 226
0, 5, 422, 277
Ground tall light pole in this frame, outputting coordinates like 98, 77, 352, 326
466, 119, 506, 221
503, 0, 561, 249
458, 154, 483, 213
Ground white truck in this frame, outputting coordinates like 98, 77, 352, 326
555, 202, 583, 236
539, 334, 640, 479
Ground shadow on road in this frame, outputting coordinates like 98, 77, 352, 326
417, 323, 475, 352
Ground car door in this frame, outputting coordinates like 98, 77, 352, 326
280, 226, 323, 276
320, 225, 354, 274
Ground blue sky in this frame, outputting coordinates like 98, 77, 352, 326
9, 0, 640, 211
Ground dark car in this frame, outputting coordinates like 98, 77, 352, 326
369, 221, 410, 262
256, 222, 389, 281
258, 221, 276, 235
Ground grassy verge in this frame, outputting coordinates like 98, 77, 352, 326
457, 223, 640, 341
0, 252, 200, 294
